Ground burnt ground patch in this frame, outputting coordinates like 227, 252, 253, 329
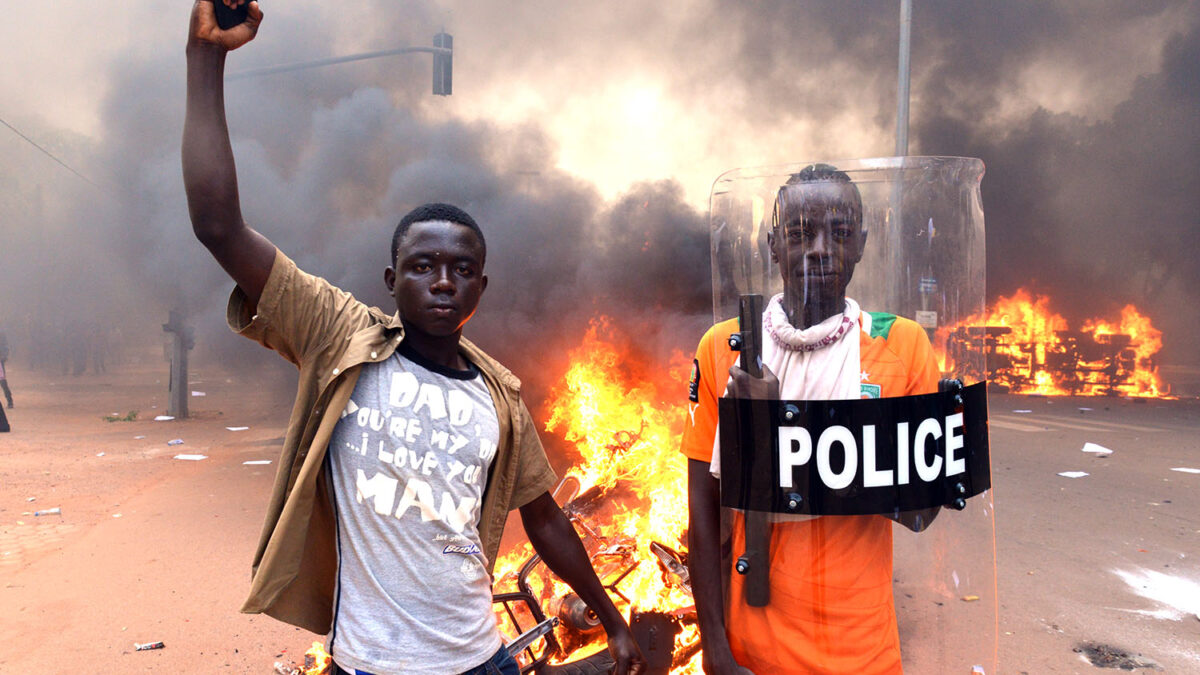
1074, 642, 1161, 670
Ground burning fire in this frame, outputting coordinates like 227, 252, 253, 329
272, 641, 330, 675
937, 288, 1169, 397
492, 317, 702, 673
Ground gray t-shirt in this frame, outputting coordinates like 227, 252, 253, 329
326, 343, 502, 675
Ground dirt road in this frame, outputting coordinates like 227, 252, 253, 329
2, 361, 1198, 673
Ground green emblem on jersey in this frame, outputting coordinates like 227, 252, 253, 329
860, 383, 882, 399
866, 312, 898, 339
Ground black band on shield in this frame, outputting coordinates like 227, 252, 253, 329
718, 382, 990, 516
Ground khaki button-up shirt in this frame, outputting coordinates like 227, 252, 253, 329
228, 249, 557, 634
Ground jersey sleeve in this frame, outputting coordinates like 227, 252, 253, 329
896, 319, 941, 395
679, 321, 735, 463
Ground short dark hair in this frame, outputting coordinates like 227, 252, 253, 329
786, 163, 853, 186
390, 203, 487, 266
773, 163, 864, 234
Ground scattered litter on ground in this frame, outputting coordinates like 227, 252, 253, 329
961, 595, 980, 602
154, 415, 174, 421
134, 641, 165, 651
103, 411, 138, 422
225, 426, 250, 431
173, 454, 208, 461
134, 435, 145, 439
1082, 442, 1113, 454
167, 439, 184, 446
1013, 409, 1033, 413
113, 513, 122, 518
1170, 467, 1200, 474
191, 391, 206, 397
25, 497, 34, 502
1078, 407, 1093, 411
274, 663, 300, 675
1058, 471, 1089, 478
243, 460, 271, 465
96, 452, 105, 457
34, 508, 61, 516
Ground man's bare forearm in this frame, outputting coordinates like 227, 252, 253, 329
519, 492, 645, 674
687, 458, 744, 673
181, 17, 273, 308
183, 43, 241, 244
520, 492, 626, 632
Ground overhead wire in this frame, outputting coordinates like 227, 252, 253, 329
0, 114, 100, 189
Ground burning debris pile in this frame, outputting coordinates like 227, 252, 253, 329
492, 317, 702, 673
937, 289, 1169, 397
274, 641, 331, 675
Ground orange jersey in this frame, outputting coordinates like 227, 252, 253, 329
682, 312, 939, 675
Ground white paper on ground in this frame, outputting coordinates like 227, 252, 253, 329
191, 391, 206, 397
1058, 471, 1089, 478
243, 460, 271, 465
154, 415, 174, 421
225, 426, 250, 431
173, 454, 208, 461
1082, 442, 1113, 454
1013, 409, 1033, 414
1170, 467, 1200, 474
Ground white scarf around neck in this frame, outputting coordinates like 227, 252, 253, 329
710, 294, 863, 479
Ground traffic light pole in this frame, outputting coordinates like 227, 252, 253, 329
228, 34, 453, 95
162, 310, 194, 419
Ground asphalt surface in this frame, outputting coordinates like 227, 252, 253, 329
987, 393, 1200, 673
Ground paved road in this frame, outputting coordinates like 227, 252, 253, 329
988, 393, 1200, 673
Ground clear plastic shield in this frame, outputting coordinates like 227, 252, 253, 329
706, 157, 995, 674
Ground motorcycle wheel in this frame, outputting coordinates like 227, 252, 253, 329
536, 649, 616, 675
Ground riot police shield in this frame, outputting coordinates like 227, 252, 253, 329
700, 157, 994, 674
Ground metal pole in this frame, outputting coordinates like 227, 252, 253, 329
895, 0, 912, 156
227, 46, 452, 81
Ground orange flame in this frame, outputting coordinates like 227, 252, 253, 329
493, 317, 703, 673
937, 289, 1170, 397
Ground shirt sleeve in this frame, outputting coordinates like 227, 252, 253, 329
898, 319, 941, 395
679, 322, 731, 463
509, 399, 559, 510
226, 248, 374, 366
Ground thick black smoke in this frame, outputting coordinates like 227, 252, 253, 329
0, 0, 1197, 410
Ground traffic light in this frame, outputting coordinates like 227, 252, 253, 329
432, 32, 452, 96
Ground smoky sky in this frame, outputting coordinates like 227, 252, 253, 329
0, 0, 1198, 410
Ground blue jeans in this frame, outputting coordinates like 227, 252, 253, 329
460, 646, 521, 675
332, 646, 520, 675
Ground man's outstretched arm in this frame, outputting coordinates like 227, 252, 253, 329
519, 492, 646, 675
182, 0, 274, 311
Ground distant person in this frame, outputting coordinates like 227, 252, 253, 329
683, 165, 940, 674
181, 3, 644, 675
0, 328, 13, 409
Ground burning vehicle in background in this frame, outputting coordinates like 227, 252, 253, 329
938, 290, 1169, 397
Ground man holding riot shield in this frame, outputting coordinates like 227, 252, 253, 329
684, 161, 992, 674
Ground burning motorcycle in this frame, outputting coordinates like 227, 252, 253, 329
493, 475, 702, 675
